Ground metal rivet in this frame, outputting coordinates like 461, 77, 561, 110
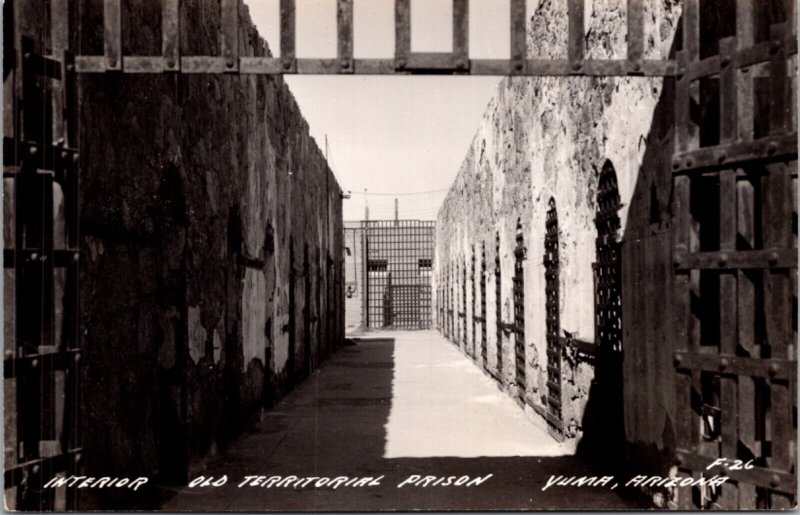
75, 453, 81, 463
685, 158, 693, 167
226, 58, 236, 69
770, 474, 780, 486
66, 64, 75, 72
61, 151, 68, 160
108, 58, 117, 68
341, 60, 350, 69
4, 350, 13, 359
632, 62, 641, 72
32, 465, 40, 474
458, 58, 468, 70
718, 152, 727, 163
30, 252, 39, 261
29, 145, 38, 156
74, 353, 81, 363
24, 52, 32, 61
675, 455, 683, 466
768, 251, 779, 266
167, 58, 176, 68
767, 142, 778, 155
768, 362, 779, 376
719, 357, 729, 369
673, 159, 681, 169
31, 359, 39, 368
72, 153, 79, 163
741, 66, 749, 74
718, 253, 728, 267
572, 62, 582, 71
674, 353, 683, 366
515, 61, 523, 71
770, 40, 781, 54
282, 60, 292, 70
721, 57, 730, 68
73, 252, 80, 262
397, 58, 406, 69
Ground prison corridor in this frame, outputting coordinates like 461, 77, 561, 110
159, 332, 648, 511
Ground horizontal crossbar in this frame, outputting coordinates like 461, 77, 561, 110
73, 56, 678, 76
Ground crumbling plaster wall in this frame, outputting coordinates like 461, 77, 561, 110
434, 0, 680, 444
76, 0, 343, 506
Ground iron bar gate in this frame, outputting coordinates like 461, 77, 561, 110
671, 0, 797, 508
513, 221, 526, 392
362, 220, 434, 330
544, 199, 563, 441
3, 3, 81, 509
64, 0, 675, 78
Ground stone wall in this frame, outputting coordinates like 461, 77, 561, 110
74, 0, 343, 507
434, 0, 680, 454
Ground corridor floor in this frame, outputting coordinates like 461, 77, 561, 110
160, 331, 648, 511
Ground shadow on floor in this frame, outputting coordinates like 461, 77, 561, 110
157, 337, 649, 511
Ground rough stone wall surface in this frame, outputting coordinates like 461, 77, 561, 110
434, 0, 680, 449
75, 0, 343, 507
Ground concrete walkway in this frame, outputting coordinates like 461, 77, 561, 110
160, 331, 647, 511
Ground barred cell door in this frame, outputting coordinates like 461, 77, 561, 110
3, 4, 82, 510
513, 221, 526, 392
671, 0, 797, 509
544, 199, 563, 441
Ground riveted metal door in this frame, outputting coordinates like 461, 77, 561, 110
671, 0, 797, 508
3, 3, 81, 509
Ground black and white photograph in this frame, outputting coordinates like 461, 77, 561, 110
2, 0, 798, 511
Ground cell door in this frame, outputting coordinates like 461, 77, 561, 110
670, 0, 797, 508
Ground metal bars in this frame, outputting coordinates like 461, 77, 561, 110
594, 162, 622, 353
73, 0, 679, 76
495, 233, 503, 378
362, 220, 434, 330
4, 11, 81, 507
544, 199, 563, 440
672, 0, 797, 507
480, 244, 487, 366
513, 221, 526, 391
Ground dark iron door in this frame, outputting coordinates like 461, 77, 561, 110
544, 199, 563, 440
671, 0, 797, 508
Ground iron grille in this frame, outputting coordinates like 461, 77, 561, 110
495, 233, 503, 377
513, 221, 526, 391
480, 243, 488, 366
544, 199, 563, 439
471, 247, 477, 359
3, 23, 82, 509
594, 161, 622, 353
362, 220, 434, 330
671, 0, 797, 508
72, 0, 673, 77
461, 258, 468, 352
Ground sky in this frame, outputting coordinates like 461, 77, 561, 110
242, 0, 530, 221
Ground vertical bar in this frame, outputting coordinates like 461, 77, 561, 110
682, 0, 699, 61
453, 0, 468, 69
768, 23, 788, 135
221, 0, 238, 71
627, 0, 644, 69
280, 0, 295, 68
736, 0, 755, 142
510, 0, 526, 73
337, 0, 353, 71
163, 0, 180, 71
395, 0, 410, 64
103, 0, 121, 70
51, 0, 68, 140
567, 0, 584, 67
